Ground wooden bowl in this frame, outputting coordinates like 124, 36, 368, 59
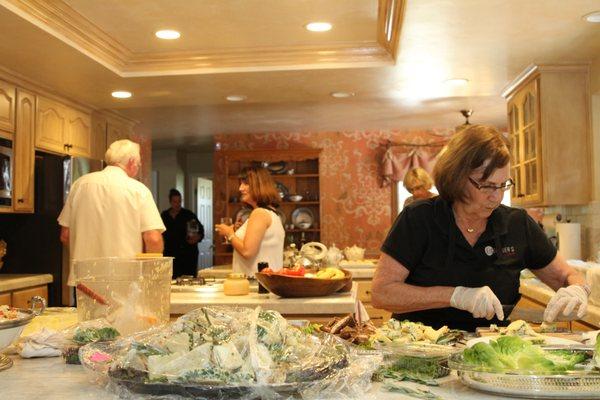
255, 269, 352, 298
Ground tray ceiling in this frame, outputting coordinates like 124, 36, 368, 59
2, 0, 401, 76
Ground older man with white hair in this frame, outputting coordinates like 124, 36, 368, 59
58, 139, 165, 286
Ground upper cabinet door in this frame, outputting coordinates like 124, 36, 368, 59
0, 80, 16, 134
14, 89, 35, 212
106, 121, 130, 145
36, 96, 67, 153
67, 109, 91, 158
91, 113, 107, 160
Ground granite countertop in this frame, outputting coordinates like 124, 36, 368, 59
171, 282, 359, 315
519, 278, 600, 328
0, 355, 510, 400
0, 274, 54, 292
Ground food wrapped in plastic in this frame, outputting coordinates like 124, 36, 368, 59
80, 306, 382, 399
62, 318, 120, 364
367, 320, 464, 383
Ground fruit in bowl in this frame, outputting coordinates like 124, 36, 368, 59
255, 268, 352, 298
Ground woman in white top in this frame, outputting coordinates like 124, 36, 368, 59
215, 167, 285, 277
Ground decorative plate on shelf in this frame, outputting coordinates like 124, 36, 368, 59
235, 207, 252, 224
267, 161, 287, 174
292, 207, 315, 229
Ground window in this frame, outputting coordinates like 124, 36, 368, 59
395, 182, 511, 214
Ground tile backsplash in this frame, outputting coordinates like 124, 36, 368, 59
543, 201, 600, 262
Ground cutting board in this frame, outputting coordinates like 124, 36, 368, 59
475, 307, 583, 341
475, 327, 583, 341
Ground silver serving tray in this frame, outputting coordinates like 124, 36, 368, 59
0, 296, 45, 330
449, 348, 600, 399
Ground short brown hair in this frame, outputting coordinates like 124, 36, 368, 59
403, 168, 433, 193
239, 167, 280, 208
433, 125, 510, 203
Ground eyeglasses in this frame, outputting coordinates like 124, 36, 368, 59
468, 177, 514, 194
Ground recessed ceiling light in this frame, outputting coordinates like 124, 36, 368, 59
111, 91, 132, 99
305, 22, 332, 32
330, 91, 355, 98
155, 29, 181, 40
583, 11, 600, 22
444, 78, 469, 86
226, 95, 247, 102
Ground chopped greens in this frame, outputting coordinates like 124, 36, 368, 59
73, 327, 120, 345
383, 381, 443, 400
109, 307, 354, 386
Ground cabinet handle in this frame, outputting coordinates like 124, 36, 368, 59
517, 193, 525, 198
17, 198, 24, 203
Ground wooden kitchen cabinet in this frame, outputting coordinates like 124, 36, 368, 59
91, 112, 107, 160
36, 95, 67, 153
503, 65, 590, 207
356, 280, 391, 326
107, 120, 132, 145
0, 292, 11, 306
13, 89, 36, 212
11, 285, 48, 309
216, 149, 322, 265
35, 95, 92, 157
0, 80, 16, 134
66, 108, 92, 157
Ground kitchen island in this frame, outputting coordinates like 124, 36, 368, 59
0, 354, 515, 400
171, 282, 359, 322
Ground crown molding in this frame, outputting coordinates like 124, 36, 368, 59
0, 0, 405, 77
501, 63, 590, 98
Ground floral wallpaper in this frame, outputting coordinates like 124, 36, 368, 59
214, 129, 454, 254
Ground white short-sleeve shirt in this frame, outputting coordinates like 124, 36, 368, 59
58, 166, 165, 285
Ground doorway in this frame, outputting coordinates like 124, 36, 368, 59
195, 177, 213, 269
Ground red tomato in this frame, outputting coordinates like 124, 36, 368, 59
261, 268, 273, 274
282, 267, 305, 277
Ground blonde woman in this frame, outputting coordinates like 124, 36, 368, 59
403, 167, 435, 207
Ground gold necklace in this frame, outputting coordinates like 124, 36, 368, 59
455, 214, 482, 234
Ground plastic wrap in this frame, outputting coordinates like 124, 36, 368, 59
62, 318, 120, 364
80, 306, 382, 399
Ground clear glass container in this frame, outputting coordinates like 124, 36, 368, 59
73, 256, 172, 335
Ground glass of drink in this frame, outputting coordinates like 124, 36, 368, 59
220, 217, 233, 244
187, 220, 200, 239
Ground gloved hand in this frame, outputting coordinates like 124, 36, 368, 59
450, 286, 504, 320
543, 285, 589, 322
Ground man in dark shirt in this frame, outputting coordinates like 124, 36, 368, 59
161, 189, 204, 278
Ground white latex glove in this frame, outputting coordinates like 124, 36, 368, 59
450, 286, 504, 321
543, 285, 589, 322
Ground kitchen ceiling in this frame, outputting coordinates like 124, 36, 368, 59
0, 0, 599, 150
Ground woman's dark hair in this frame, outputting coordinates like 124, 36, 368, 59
168, 188, 182, 201
239, 167, 280, 208
433, 125, 511, 203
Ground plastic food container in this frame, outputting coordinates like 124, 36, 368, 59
223, 273, 250, 296
73, 256, 172, 335
377, 342, 458, 379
